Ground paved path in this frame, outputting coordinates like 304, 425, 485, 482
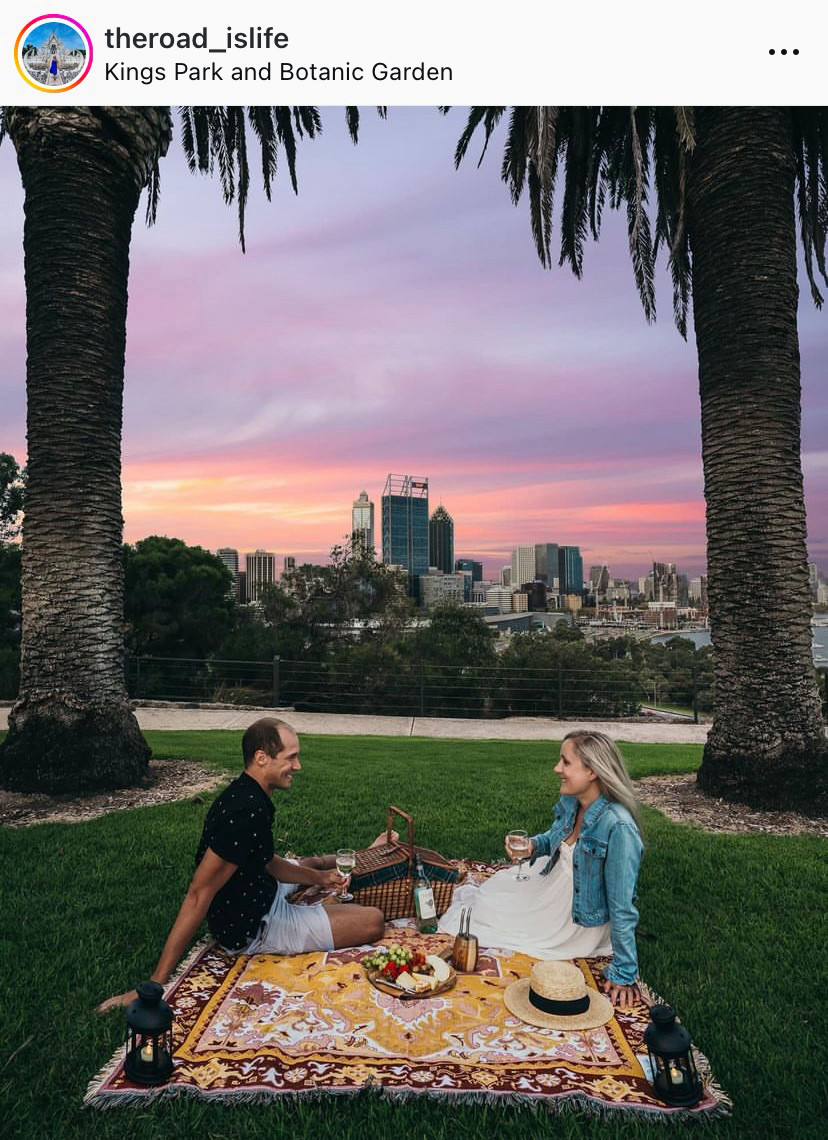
1, 703, 709, 744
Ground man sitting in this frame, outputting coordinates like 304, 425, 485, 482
98, 717, 385, 1012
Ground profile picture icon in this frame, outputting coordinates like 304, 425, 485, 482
16, 15, 93, 92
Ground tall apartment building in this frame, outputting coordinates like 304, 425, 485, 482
216, 547, 240, 599
381, 474, 429, 598
245, 549, 276, 603
511, 546, 536, 588
428, 505, 455, 573
351, 490, 375, 553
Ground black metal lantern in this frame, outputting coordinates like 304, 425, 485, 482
643, 1003, 703, 1107
124, 981, 174, 1086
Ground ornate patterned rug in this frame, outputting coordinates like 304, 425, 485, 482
86, 926, 729, 1118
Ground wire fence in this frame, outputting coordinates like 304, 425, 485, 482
124, 654, 719, 722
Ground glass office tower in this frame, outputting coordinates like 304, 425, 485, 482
381, 474, 429, 598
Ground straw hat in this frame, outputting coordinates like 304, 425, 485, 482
503, 960, 614, 1030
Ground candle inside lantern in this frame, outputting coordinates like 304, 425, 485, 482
643, 1004, 702, 1108
124, 981, 174, 1087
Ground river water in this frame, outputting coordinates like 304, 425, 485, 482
652, 623, 828, 665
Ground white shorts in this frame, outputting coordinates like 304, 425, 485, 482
243, 881, 335, 957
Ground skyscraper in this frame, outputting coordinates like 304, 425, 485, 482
534, 543, 559, 585
429, 505, 455, 573
216, 547, 240, 599
511, 546, 536, 588
351, 490, 375, 553
245, 549, 276, 603
558, 546, 584, 595
381, 474, 429, 598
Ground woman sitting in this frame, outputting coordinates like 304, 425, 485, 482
439, 730, 643, 1007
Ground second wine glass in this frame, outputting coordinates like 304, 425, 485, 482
335, 848, 356, 901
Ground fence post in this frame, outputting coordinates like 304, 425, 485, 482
557, 661, 563, 718
272, 655, 280, 708
419, 660, 425, 717
692, 675, 699, 724
135, 655, 141, 699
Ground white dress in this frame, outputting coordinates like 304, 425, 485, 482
439, 841, 612, 960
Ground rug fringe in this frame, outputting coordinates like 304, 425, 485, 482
85, 1080, 731, 1120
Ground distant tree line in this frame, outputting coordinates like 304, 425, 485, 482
0, 527, 719, 715
0, 473, 719, 717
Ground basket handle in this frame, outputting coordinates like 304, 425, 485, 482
387, 805, 415, 867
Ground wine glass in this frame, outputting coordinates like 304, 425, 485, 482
506, 830, 531, 881
335, 848, 356, 901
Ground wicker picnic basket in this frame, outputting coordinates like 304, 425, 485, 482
349, 805, 461, 920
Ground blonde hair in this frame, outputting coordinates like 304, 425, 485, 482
562, 730, 641, 829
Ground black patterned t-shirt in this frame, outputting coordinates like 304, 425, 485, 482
195, 771, 278, 950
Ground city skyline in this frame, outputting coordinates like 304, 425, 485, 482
213, 526, 701, 589
1, 108, 826, 578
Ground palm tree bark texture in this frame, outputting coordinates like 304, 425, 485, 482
0, 108, 171, 792
688, 108, 826, 809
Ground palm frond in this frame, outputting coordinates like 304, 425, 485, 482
674, 106, 696, 153
178, 105, 335, 248
345, 106, 360, 144
144, 159, 161, 227
452, 106, 506, 169
274, 106, 300, 194
180, 106, 197, 172
533, 106, 560, 267
450, 103, 828, 335
792, 107, 828, 308
232, 106, 249, 252
558, 108, 599, 279
247, 107, 279, 201
624, 107, 656, 322
651, 109, 692, 336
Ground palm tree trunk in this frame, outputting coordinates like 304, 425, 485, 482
0, 107, 170, 792
688, 107, 827, 811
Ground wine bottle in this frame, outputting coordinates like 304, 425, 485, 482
413, 855, 438, 934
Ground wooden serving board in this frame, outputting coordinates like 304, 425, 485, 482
365, 965, 457, 1000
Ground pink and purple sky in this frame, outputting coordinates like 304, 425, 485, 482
1, 108, 826, 579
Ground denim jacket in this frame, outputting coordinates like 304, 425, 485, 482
530, 794, 643, 986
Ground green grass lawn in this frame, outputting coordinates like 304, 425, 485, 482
1, 730, 826, 1140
